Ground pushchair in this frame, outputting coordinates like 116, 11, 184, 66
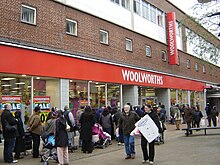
155, 121, 165, 145
92, 123, 111, 149
40, 135, 58, 165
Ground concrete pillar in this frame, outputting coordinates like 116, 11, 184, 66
122, 85, 138, 106
155, 88, 170, 117
60, 79, 69, 110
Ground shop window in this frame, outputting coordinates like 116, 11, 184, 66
21, 5, 36, 25
66, 19, 77, 36
69, 80, 88, 111
90, 82, 106, 110
145, 45, 151, 57
150, 5, 156, 23
100, 29, 109, 45
110, 0, 120, 5
107, 84, 120, 108
133, 0, 141, 15
122, 0, 131, 10
203, 65, 206, 74
187, 59, 190, 69
142, 0, 149, 20
125, 38, 133, 52
195, 63, 199, 72
161, 51, 166, 61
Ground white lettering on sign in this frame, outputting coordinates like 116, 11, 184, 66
168, 21, 175, 56
122, 69, 163, 85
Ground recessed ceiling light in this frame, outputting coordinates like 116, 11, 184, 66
22, 74, 26, 77
70, 80, 73, 82
1, 78, 15, 81
2, 84, 11, 87
36, 77, 40, 79
12, 87, 20, 90
15, 82, 25, 85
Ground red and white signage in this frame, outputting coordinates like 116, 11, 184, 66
34, 96, 50, 110
0, 45, 205, 91
167, 12, 179, 65
1, 96, 22, 110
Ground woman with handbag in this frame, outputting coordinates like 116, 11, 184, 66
14, 110, 25, 159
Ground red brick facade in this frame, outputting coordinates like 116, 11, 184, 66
0, 0, 219, 84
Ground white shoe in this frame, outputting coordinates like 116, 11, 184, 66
149, 161, 154, 164
142, 160, 149, 164
12, 160, 18, 163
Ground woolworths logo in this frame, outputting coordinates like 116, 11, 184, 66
122, 69, 163, 85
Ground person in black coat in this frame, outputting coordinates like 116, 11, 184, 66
1, 104, 19, 163
141, 104, 162, 164
14, 111, 25, 159
79, 105, 96, 153
55, 110, 69, 165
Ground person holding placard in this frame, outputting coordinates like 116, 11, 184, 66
141, 104, 162, 164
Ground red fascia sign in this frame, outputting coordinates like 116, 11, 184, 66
0, 45, 204, 91
167, 12, 179, 65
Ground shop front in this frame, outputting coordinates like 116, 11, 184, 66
0, 44, 206, 123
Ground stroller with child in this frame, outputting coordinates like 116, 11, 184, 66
92, 123, 111, 149
40, 134, 58, 165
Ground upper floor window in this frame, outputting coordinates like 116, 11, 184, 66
142, 0, 149, 20
187, 59, 190, 69
122, 0, 131, 10
195, 63, 199, 72
125, 38, 133, 51
176, 21, 181, 36
133, 0, 141, 15
150, 5, 156, 23
157, 9, 164, 27
145, 45, 151, 57
110, 0, 120, 5
21, 5, 36, 25
100, 30, 109, 45
161, 51, 167, 61
203, 65, 206, 73
66, 19, 77, 36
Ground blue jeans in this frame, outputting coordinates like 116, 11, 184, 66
4, 137, 16, 163
123, 135, 135, 156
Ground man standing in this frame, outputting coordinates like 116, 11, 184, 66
118, 104, 140, 159
63, 105, 76, 150
173, 104, 181, 130
184, 104, 194, 135
1, 104, 19, 163
28, 106, 42, 158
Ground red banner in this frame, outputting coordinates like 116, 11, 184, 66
0, 45, 205, 91
167, 12, 178, 65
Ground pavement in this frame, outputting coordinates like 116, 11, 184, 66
0, 123, 220, 165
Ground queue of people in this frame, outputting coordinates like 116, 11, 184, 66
0, 102, 219, 165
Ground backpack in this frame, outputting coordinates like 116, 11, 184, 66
64, 110, 75, 132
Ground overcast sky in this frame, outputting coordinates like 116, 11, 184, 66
168, 0, 198, 15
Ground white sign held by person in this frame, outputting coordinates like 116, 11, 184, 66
135, 114, 159, 143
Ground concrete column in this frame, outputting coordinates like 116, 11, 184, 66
155, 88, 170, 118
60, 79, 69, 110
122, 85, 138, 107
187, 91, 191, 107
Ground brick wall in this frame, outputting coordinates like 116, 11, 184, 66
0, 0, 219, 84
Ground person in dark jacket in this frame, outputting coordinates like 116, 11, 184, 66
1, 104, 19, 163
193, 106, 203, 128
14, 111, 25, 159
118, 104, 140, 159
99, 108, 113, 135
55, 110, 69, 165
141, 104, 162, 164
79, 105, 96, 153
184, 104, 194, 135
